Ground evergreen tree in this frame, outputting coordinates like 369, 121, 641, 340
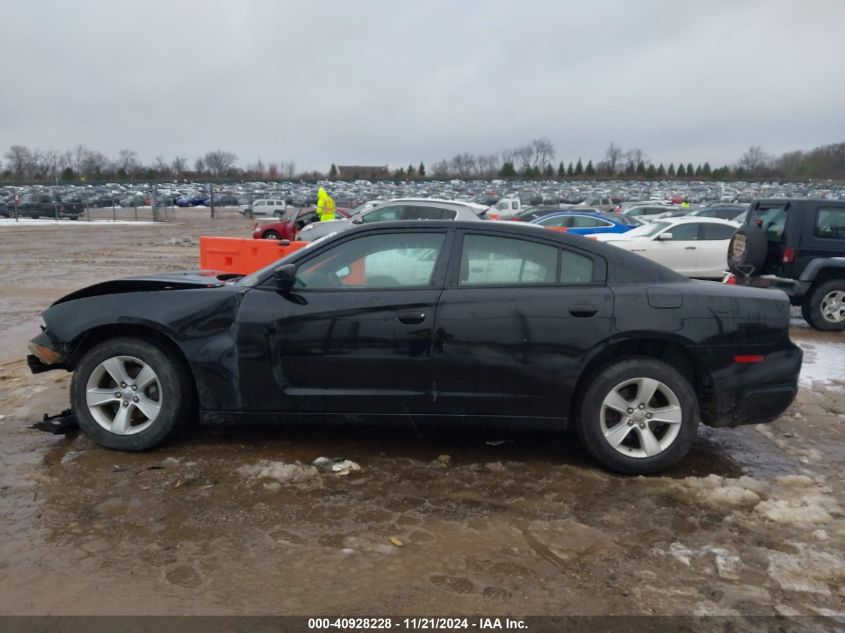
543, 163, 554, 178
407, 163, 416, 178
657, 163, 666, 177
585, 160, 595, 176
668, 163, 676, 177
557, 161, 565, 177
646, 164, 657, 179
567, 162, 574, 177
498, 162, 516, 178
624, 161, 635, 176
418, 162, 426, 177
393, 167, 406, 181
635, 161, 646, 176
702, 162, 712, 177
686, 163, 694, 177
694, 164, 702, 177
677, 164, 686, 177
575, 158, 584, 176
329, 163, 338, 179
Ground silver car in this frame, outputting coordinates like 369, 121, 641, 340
297, 198, 489, 242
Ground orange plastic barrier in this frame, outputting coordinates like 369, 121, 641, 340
199, 237, 308, 274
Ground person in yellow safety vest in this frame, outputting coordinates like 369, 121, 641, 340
681, 200, 690, 209
316, 187, 336, 221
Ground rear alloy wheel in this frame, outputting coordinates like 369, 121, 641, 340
71, 337, 194, 451
803, 279, 845, 331
263, 230, 281, 240
577, 358, 699, 474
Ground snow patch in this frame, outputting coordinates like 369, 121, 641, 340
797, 340, 845, 388
767, 546, 844, 595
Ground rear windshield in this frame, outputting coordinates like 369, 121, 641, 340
749, 206, 788, 242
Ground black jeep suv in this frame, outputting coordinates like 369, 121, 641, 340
728, 198, 845, 330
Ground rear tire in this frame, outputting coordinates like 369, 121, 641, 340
70, 337, 195, 451
263, 230, 281, 240
576, 358, 699, 474
802, 279, 845, 331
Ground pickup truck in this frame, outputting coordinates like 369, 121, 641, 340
17, 193, 85, 219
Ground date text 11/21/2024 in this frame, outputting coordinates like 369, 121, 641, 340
307, 617, 528, 630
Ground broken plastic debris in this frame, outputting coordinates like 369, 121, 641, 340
312, 457, 361, 476
389, 536, 403, 547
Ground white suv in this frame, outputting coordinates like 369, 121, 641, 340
242, 199, 288, 218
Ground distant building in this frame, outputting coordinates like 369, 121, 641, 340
336, 165, 390, 180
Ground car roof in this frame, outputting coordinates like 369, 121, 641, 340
381, 197, 489, 211
661, 217, 739, 226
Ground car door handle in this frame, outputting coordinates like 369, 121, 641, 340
397, 311, 427, 325
569, 304, 598, 318
684, 246, 697, 250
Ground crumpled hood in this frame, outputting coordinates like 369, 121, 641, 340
51, 270, 239, 306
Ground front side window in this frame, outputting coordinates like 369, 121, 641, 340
296, 233, 445, 289
459, 235, 558, 285
815, 208, 845, 240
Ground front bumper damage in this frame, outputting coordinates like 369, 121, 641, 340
27, 331, 68, 374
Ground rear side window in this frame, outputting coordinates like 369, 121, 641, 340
750, 206, 788, 241
667, 223, 700, 241
404, 206, 447, 220
701, 223, 737, 240
571, 216, 611, 228
560, 250, 594, 284
459, 235, 558, 285
815, 208, 845, 240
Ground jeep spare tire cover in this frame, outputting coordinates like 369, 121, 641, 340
728, 223, 767, 276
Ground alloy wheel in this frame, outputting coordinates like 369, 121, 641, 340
599, 377, 683, 458
85, 355, 162, 435
821, 290, 845, 323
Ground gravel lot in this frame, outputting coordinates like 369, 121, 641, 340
0, 216, 842, 619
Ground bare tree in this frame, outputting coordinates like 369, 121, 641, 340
431, 160, 451, 178
194, 157, 205, 174
501, 148, 515, 165
171, 156, 187, 177
281, 161, 296, 178
4, 145, 32, 178
117, 148, 139, 175
738, 145, 769, 174
203, 150, 238, 176
450, 153, 476, 177
625, 147, 648, 166
531, 138, 555, 169
79, 148, 108, 178
154, 155, 170, 177
513, 145, 535, 171
605, 142, 623, 173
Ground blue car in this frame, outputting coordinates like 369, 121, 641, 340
531, 211, 638, 235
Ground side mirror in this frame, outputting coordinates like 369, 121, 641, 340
657, 232, 673, 241
273, 264, 297, 290
351, 215, 363, 225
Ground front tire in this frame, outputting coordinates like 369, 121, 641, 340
70, 337, 194, 451
802, 279, 845, 331
576, 358, 699, 474
263, 230, 281, 240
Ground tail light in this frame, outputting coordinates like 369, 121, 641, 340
782, 247, 795, 264
724, 273, 737, 285
734, 354, 765, 364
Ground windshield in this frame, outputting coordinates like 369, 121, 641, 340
237, 233, 337, 287
624, 222, 670, 238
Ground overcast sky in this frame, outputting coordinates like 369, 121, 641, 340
2, 0, 844, 171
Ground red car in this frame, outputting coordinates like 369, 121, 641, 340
252, 207, 351, 240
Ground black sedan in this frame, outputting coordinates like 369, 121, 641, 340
27, 221, 802, 474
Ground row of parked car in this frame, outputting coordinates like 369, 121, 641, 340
251, 196, 845, 333
3, 177, 844, 219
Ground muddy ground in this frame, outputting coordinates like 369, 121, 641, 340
0, 215, 843, 620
